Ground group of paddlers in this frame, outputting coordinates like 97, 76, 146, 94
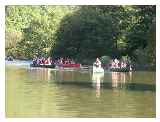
93, 58, 132, 70
32, 56, 132, 70
54, 57, 76, 65
32, 57, 77, 66
108, 58, 132, 70
5, 56, 14, 61
32, 57, 52, 65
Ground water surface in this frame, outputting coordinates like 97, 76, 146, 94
5, 61, 156, 117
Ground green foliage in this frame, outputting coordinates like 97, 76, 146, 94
126, 6, 155, 51
100, 56, 111, 66
121, 55, 131, 63
51, 6, 121, 59
5, 5, 156, 68
5, 5, 78, 59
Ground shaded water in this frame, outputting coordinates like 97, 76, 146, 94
5, 61, 156, 117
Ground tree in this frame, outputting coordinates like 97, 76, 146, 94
5, 5, 78, 59
50, 6, 121, 61
5, 5, 156, 68
126, 6, 156, 66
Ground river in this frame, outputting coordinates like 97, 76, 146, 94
5, 60, 156, 117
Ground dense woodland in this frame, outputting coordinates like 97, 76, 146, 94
5, 5, 156, 69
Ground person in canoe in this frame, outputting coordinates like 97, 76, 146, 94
93, 58, 102, 68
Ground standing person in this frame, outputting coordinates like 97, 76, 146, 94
94, 58, 102, 68
93, 57, 104, 73
58, 57, 63, 67
114, 58, 119, 68
47, 57, 51, 65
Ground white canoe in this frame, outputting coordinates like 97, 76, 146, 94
93, 66, 104, 73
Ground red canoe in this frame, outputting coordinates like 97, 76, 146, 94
59, 63, 81, 68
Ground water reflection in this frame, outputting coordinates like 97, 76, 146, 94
129, 71, 132, 82
51, 69, 92, 84
92, 72, 104, 98
50, 69, 155, 92
111, 72, 132, 89
28, 68, 52, 81
27, 68, 155, 92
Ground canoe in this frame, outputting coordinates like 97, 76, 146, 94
30, 64, 55, 68
57, 63, 81, 68
109, 68, 130, 72
93, 66, 104, 73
